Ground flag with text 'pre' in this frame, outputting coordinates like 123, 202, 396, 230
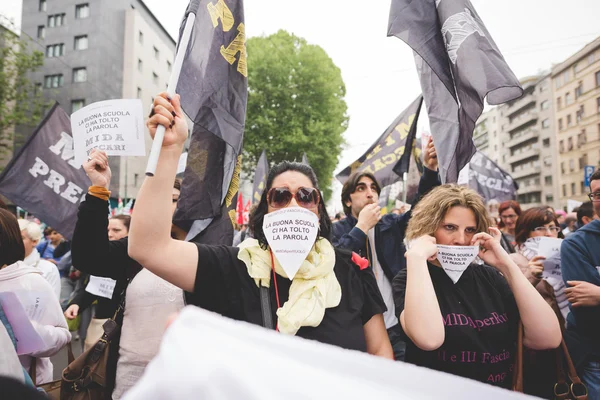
174, 0, 247, 244
0, 103, 89, 239
336, 95, 423, 187
388, 0, 523, 183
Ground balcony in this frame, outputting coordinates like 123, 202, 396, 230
511, 166, 541, 180
506, 128, 539, 149
508, 148, 540, 165
517, 183, 543, 195
507, 109, 538, 133
506, 96, 536, 119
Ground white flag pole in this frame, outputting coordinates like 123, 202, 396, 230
145, 13, 197, 176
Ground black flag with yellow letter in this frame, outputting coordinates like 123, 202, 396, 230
336, 96, 422, 187
174, 0, 247, 244
252, 150, 268, 205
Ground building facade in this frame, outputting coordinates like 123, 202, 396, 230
473, 107, 502, 164
552, 37, 600, 205
21, 0, 175, 198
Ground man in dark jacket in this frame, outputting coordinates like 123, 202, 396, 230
332, 139, 440, 361
562, 170, 600, 397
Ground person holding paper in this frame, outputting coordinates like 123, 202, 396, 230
392, 185, 561, 389
510, 207, 569, 321
18, 220, 61, 299
560, 170, 600, 397
128, 93, 393, 359
332, 139, 440, 361
65, 215, 131, 352
0, 208, 71, 385
71, 150, 185, 399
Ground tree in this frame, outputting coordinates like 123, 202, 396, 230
0, 25, 48, 171
243, 30, 348, 201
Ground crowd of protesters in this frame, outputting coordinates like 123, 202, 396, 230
0, 92, 598, 399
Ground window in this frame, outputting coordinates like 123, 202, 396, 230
581, 181, 585, 194
137, 87, 142, 99
568, 137, 574, 151
75, 4, 90, 19
46, 43, 65, 57
39, 0, 46, 12
576, 106, 585, 123
545, 176, 552, 185
74, 35, 88, 50
562, 184, 567, 197
596, 71, 600, 87
578, 130, 587, 147
571, 183, 576, 195
152, 72, 158, 84
540, 100, 549, 110
48, 14, 66, 27
71, 99, 85, 113
153, 46, 159, 60
138, 31, 143, 44
561, 162, 565, 174
554, 75, 562, 89
556, 97, 562, 110
589, 53, 596, 65
566, 92, 573, 105
597, 97, 600, 113
546, 194, 554, 203
579, 157, 585, 170
542, 119, 550, 129
570, 159, 575, 171
44, 74, 64, 88
167, 60, 172, 72
37, 26, 45, 39
72, 67, 87, 83
134, 173, 139, 187
558, 118, 563, 130
138, 59, 143, 72
567, 114, 572, 127
563, 70, 570, 84
543, 138, 550, 147
575, 82, 583, 98
544, 156, 552, 167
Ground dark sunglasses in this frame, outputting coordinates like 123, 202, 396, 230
267, 187, 320, 209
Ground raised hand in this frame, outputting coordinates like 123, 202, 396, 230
83, 149, 111, 189
423, 137, 438, 171
146, 93, 188, 149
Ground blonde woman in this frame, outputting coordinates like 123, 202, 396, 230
393, 185, 561, 389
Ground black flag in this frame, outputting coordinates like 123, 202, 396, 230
0, 104, 89, 239
388, 0, 523, 183
252, 150, 268, 205
174, 0, 247, 243
458, 151, 518, 202
336, 96, 422, 187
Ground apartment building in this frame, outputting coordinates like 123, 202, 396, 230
21, 0, 175, 198
473, 107, 503, 164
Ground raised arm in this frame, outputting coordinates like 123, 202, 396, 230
128, 93, 198, 292
474, 230, 561, 350
398, 236, 445, 351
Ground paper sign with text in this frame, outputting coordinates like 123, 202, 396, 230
537, 237, 562, 259
263, 207, 319, 280
71, 99, 145, 165
85, 276, 117, 299
0, 292, 46, 355
437, 245, 479, 283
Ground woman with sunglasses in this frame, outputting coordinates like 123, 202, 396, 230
510, 207, 569, 321
128, 93, 393, 358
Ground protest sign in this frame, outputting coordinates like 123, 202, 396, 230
71, 99, 145, 165
85, 276, 117, 299
436, 245, 479, 283
567, 199, 583, 213
263, 207, 319, 280
0, 292, 46, 355
537, 237, 562, 259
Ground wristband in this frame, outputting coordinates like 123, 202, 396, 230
88, 185, 111, 201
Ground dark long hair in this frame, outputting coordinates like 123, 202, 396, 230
0, 208, 25, 266
249, 161, 331, 249
515, 207, 559, 246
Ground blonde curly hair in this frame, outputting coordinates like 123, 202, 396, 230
406, 185, 490, 241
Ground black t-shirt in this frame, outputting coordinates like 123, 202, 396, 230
393, 263, 520, 389
191, 243, 386, 352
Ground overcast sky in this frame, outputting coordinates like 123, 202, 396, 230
1, 0, 599, 209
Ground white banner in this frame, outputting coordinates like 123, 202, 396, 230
71, 99, 145, 165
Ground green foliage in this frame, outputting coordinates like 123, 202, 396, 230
0, 27, 49, 170
243, 30, 348, 200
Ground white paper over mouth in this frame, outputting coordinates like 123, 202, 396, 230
436, 245, 479, 283
263, 207, 319, 280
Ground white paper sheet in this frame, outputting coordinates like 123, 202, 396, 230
71, 99, 145, 165
262, 207, 319, 280
85, 276, 117, 299
436, 245, 480, 283
536, 237, 562, 259
0, 292, 46, 355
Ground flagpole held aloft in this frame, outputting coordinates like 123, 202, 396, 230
146, 12, 197, 176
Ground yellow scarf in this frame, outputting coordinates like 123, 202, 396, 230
237, 238, 341, 335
